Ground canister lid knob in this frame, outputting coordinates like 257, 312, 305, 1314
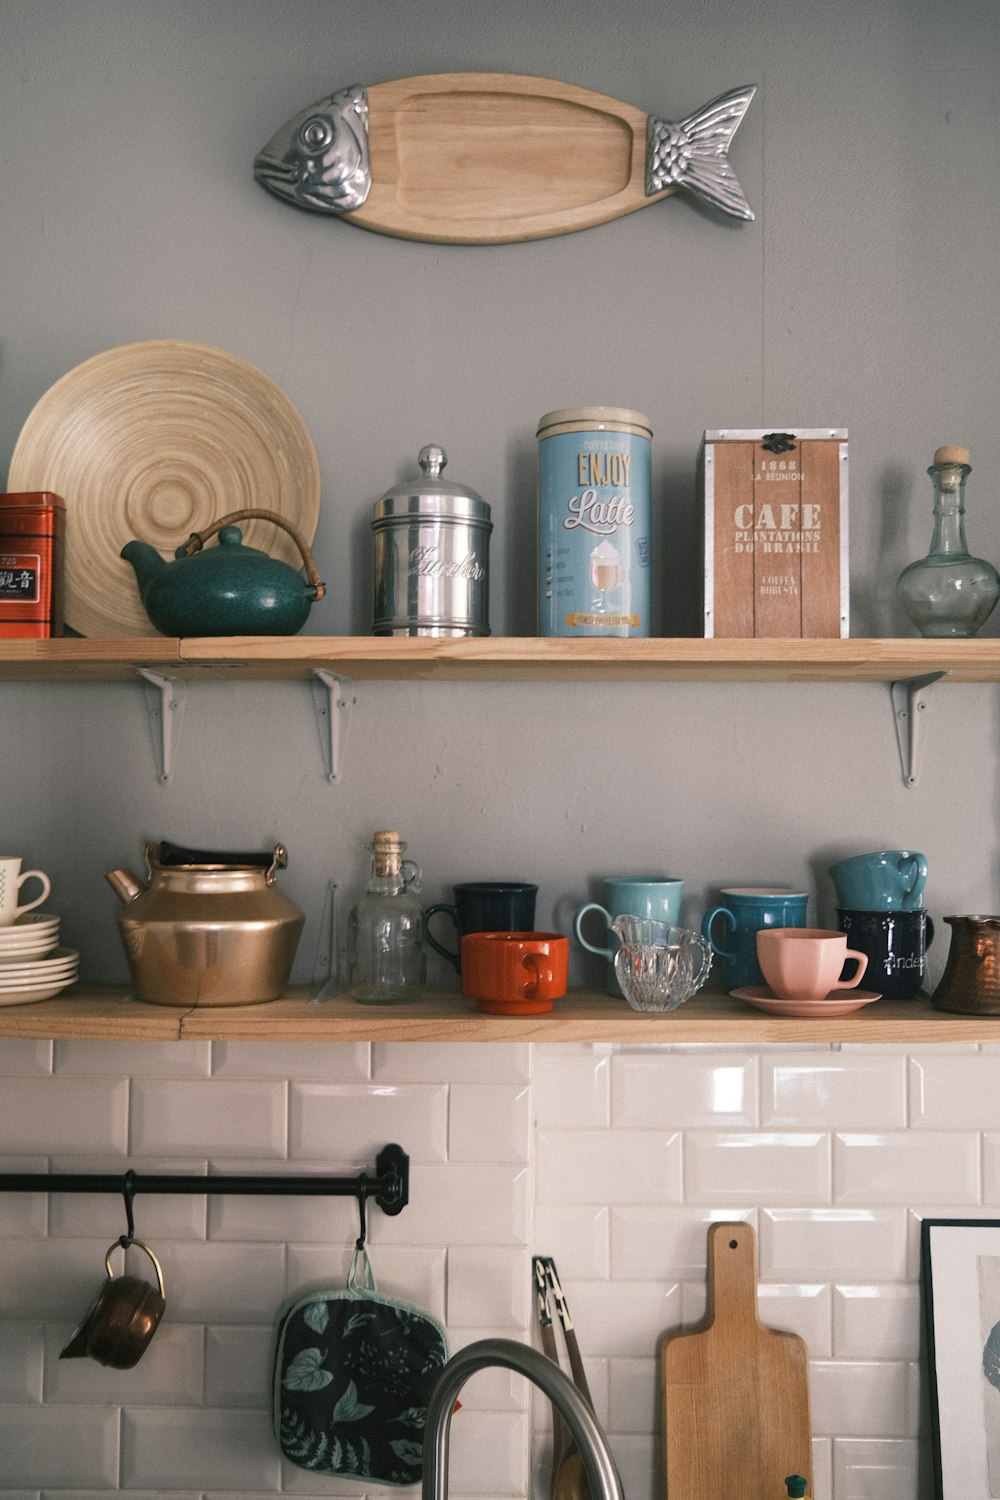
418, 444, 447, 479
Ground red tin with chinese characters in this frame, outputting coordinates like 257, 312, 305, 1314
0, 492, 66, 637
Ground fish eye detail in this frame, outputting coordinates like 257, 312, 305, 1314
299, 117, 334, 151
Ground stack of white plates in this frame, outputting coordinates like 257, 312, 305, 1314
0, 914, 78, 1006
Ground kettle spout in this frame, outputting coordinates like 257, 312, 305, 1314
120, 540, 167, 600
106, 868, 146, 905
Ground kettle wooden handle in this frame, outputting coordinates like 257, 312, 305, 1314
183, 508, 326, 600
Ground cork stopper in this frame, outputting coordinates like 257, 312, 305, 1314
371, 830, 404, 877
934, 445, 970, 466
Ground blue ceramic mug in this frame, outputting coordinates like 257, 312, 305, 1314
701, 887, 809, 990
837, 907, 935, 998
574, 877, 684, 996
827, 851, 928, 912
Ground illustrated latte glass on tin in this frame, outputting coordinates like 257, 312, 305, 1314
537, 407, 652, 637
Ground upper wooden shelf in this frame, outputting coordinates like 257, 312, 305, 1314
0, 986, 992, 1043
2, 635, 1000, 683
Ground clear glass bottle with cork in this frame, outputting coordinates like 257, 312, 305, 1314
897, 445, 1000, 636
347, 831, 425, 1004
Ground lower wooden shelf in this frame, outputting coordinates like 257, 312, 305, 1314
0, 985, 994, 1043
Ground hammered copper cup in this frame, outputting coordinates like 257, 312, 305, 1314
60, 1238, 166, 1369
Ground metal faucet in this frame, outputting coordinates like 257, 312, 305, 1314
422, 1337, 624, 1500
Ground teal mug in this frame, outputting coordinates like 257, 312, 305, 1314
701, 887, 809, 990
827, 851, 928, 912
574, 877, 684, 996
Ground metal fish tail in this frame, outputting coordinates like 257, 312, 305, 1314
646, 85, 756, 220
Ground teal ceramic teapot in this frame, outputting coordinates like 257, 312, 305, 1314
121, 508, 326, 636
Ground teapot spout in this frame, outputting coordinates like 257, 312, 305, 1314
120, 540, 166, 600
106, 868, 146, 905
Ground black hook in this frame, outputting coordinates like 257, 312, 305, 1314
355, 1173, 368, 1250
119, 1169, 137, 1249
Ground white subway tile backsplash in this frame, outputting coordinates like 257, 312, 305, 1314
204, 1325, 273, 1408
43, 1322, 205, 1404
761, 1209, 910, 1281
211, 1040, 370, 1078
761, 1054, 907, 1129
552, 1280, 679, 1359
685, 1131, 831, 1203
130, 1079, 287, 1158
0, 1039, 988, 1500
54, 1039, 211, 1076
809, 1359, 918, 1438
611, 1051, 757, 1128
610, 1205, 753, 1281
0, 1321, 43, 1402
533, 1205, 610, 1279
450, 1083, 530, 1162
537, 1129, 682, 1205
155, 1240, 287, 1323
448, 1246, 530, 1328
0, 1039, 51, 1074
909, 1054, 1000, 1127
0, 1405, 119, 1486
121, 1406, 282, 1490
533, 1045, 610, 1128
452, 1411, 529, 1496
831, 1436, 923, 1499
372, 1041, 530, 1081
289, 1081, 448, 1162
833, 1131, 980, 1204
0, 1078, 129, 1156
833, 1285, 921, 1359
377, 1163, 530, 1246
607, 1356, 658, 1435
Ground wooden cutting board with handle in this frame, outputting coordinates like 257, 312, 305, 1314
662, 1223, 812, 1499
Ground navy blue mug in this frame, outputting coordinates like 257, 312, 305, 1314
836, 907, 934, 998
425, 882, 538, 973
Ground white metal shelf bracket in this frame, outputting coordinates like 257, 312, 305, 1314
137, 668, 187, 784
311, 669, 356, 782
890, 671, 947, 787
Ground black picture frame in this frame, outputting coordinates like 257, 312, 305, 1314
922, 1217, 1000, 1498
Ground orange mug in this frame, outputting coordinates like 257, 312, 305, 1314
460, 931, 569, 1015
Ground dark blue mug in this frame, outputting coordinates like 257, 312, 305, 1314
836, 907, 934, 998
425, 882, 538, 973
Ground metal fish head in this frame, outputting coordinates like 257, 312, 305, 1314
254, 85, 370, 214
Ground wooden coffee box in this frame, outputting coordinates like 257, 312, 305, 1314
700, 429, 849, 637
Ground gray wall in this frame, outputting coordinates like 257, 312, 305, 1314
2, 0, 999, 988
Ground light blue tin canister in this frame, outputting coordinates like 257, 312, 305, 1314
537, 407, 652, 637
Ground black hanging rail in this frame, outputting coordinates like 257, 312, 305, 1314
0, 1142, 408, 1216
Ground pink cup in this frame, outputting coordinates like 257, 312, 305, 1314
756, 927, 868, 1002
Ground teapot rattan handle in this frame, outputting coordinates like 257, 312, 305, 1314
183, 509, 326, 600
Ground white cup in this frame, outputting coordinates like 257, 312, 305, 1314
0, 857, 52, 927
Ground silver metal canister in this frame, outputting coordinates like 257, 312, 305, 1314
372, 445, 492, 636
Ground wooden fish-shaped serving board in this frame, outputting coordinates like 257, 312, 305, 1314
662, 1223, 812, 1499
254, 72, 756, 243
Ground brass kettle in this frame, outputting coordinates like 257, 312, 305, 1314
106, 841, 304, 1007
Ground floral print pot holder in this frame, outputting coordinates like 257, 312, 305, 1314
272, 1244, 450, 1484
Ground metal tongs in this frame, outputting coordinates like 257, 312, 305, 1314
533, 1255, 594, 1500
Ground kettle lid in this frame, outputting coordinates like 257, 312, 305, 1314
373, 444, 491, 523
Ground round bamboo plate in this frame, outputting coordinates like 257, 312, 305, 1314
8, 340, 321, 637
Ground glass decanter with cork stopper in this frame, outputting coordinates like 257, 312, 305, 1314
897, 445, 1000, 636
347, 831, 425, 1004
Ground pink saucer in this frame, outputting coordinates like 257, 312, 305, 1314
731, 985, 882, 1018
